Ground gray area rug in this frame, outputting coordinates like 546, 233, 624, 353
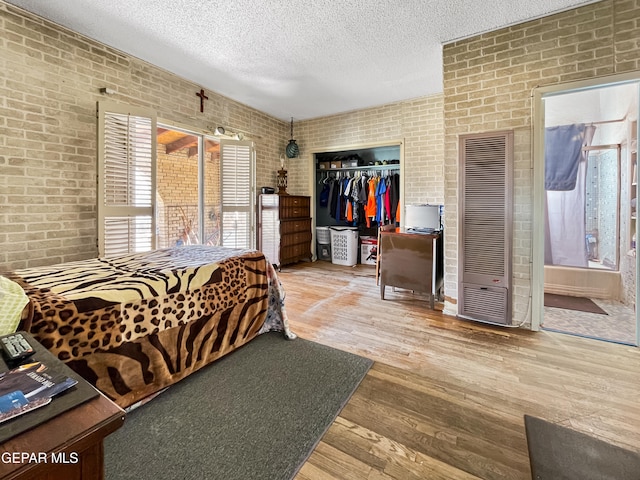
104, 332, 373, 480
525, 415, 640, 480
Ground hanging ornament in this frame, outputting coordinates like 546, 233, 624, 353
285, 117, 299, 158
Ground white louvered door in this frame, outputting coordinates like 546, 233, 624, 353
97, 102, 157, 257
220, 140, 255, 249
458, 131, 514, 324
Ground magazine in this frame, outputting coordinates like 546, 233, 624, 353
0, 361, 78, 423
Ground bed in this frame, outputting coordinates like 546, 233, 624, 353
3, 246, 295, 409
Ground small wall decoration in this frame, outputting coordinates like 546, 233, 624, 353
277, 154, 288, 195
196, 89, 208, 112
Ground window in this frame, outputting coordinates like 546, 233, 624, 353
98, 102, 255, 255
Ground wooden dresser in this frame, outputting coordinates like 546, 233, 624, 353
258, 194, 312, 268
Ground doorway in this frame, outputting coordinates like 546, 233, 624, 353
533, 77, 639, 346
156, 126, 221, 248
156, 124, 256, 249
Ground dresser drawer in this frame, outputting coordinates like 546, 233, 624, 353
279, 196, 310, 219
280, 205, 310, 219
280, 218, 311, 235
280, 243, 312, 263
279, 196, 310, 209
280, 231, 312, 247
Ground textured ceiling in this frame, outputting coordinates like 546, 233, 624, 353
7, 0, 599, 121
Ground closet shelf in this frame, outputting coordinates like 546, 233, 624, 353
317, 164, 399, 172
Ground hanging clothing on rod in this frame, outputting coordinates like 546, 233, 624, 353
319, 167, 400, 227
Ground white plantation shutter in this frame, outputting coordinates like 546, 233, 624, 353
220, 140, 255, 248
97, 102, 157, 256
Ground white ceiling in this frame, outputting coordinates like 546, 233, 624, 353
7, 0, 600, 121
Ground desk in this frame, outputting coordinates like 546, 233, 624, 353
379, 228, 444, 309
0, 335, 124, 480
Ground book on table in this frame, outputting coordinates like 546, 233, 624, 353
0, 361, 78, 423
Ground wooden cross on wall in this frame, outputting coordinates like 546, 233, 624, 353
196, 88, 208, 113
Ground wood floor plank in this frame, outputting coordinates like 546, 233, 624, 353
319, 416, 390, 471
340, 384, 529, 479
283, 261, 640, 480
322, 415, 483, 480
302, 441, 378, 479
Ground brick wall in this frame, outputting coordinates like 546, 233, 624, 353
442, 0, 640, 322
0, 2, 287, 269
291, 95, 445, 205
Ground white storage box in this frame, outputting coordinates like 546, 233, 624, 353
316, 226, 331, 245
330, 227, 359, 266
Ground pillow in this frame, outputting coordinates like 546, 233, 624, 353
0, 276, 29, 335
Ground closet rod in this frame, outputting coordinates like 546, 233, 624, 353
589, 117, 626, 125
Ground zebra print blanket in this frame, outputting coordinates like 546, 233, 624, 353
8, 246, 293, 408
15, 246, 251, 313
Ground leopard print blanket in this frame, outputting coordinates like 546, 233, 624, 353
8, 246, 294, 408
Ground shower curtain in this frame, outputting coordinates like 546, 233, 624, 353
544, 123, 596, 267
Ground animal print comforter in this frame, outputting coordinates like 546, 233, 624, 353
7, 246, 294, 408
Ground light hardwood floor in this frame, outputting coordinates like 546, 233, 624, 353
278, 261, 640, 480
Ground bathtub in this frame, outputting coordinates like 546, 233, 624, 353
544, 265, 622, 301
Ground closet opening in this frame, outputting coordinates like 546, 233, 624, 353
310, 143, 403, 267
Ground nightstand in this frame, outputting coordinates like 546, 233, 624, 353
0, 333, 124, 480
